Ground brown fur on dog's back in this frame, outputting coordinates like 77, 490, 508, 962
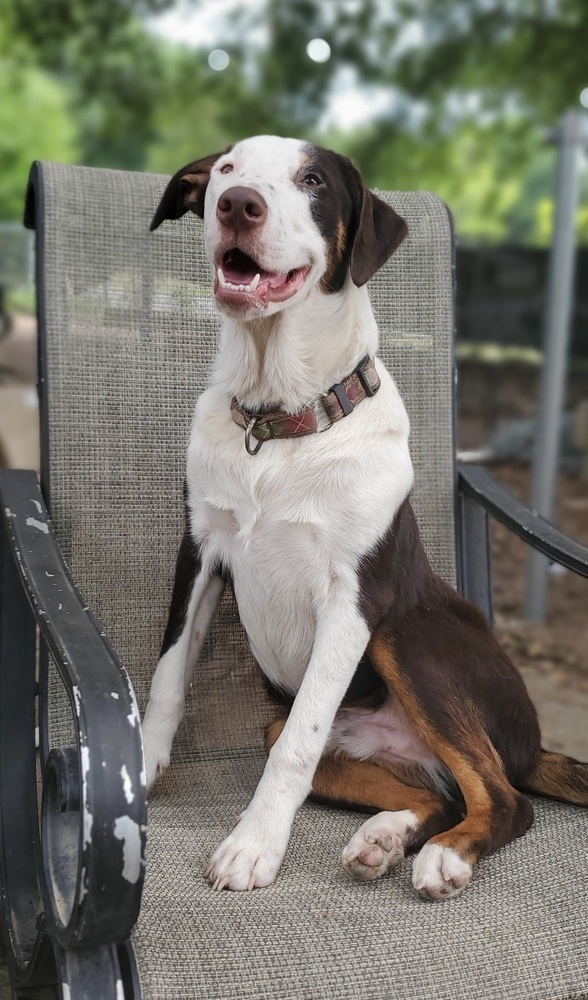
523, 750, 588, 806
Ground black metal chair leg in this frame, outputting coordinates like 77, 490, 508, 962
53, 942, 130, 1000
9, 935, 57, 999
0, 507, 45, 975
457, 487, 493, 624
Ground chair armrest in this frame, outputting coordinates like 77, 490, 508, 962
458, 465, 588, 578
0, 468, 147, 950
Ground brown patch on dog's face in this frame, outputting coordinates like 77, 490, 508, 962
297, 146, 359, 293
150, 147, 232, 230
299, 143, 407, 292
319, 218, 350, 293
320, 218, 348, 292
336, 218, 346, 258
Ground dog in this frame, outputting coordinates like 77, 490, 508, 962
142, 135, 588, 900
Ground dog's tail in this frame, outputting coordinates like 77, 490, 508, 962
522, 749, 588, 806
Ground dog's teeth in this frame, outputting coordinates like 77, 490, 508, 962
218, 273, 256, 293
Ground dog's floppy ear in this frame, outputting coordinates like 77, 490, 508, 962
150, 148, 232, 231
349, 186, 408, 287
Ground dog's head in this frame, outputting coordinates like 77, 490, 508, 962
151, 136, 407, 319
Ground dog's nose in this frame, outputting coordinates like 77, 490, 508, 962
216, 186, 268, 230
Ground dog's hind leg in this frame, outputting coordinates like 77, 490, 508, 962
142, 525, 225, 791
265, 719, 463, 883
368, 630, 534, 901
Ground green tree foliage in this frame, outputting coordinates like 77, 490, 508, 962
1, 0, 586, 241
209, 0, 587, 132
392, 0, 588, 124
146, 41, 244, 174
0, 27, 78, 219
189, 0, 587, 244
5, 0, 170, 170
339, 119, 542, 243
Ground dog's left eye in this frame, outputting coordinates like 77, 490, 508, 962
303, 173, 323, 187
220, 164, 234, 175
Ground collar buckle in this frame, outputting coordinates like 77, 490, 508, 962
356, 354, 377, 397
330, 381, 354, 416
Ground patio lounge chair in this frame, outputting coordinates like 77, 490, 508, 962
0, 161, 587, 999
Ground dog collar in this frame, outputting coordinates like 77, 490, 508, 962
230, 355, 381, 455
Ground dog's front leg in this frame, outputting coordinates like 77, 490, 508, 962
142, 527, 225, 792
205, 584, 370, 891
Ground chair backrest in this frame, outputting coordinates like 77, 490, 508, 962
28, 161, 456, 760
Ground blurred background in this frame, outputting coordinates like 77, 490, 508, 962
0, 0, 587, 750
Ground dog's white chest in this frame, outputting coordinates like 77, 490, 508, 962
186, 377, 412, 693
187, 415, 336, 690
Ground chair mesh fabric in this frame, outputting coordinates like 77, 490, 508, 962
40, 164, 456, 754
37, 161, 588, 999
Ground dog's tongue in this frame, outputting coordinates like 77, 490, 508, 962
263, 272, 289, 289
223, 256, 258, 285
222, 249, 289, 290
216, 247, 310, 307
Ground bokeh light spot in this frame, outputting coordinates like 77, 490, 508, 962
580, 87, 588, 109
306, 38, 331, 63
208, 49, 230, 72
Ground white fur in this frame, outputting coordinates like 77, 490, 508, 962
412, 843, 473, 901
206, 137, 328, 325
342, 810, 418, 881
189, 359, 411, 694
143, 136, 423, 892
142, 570, 225, 791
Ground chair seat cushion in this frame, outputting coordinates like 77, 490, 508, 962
134, 756, 588, 1000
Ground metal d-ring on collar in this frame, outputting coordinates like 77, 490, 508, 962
245, 417, 264, 455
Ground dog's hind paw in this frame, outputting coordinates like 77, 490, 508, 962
342, 810, 415, 881
412, 843, 472, 901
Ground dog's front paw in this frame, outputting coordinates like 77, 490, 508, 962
143, 745, 170, 795
412, 843, 472, 901
204, 815, 288, 891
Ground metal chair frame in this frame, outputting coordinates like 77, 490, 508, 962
0, 162, 587, 998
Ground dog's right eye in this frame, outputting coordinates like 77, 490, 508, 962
220, 164, 234, 175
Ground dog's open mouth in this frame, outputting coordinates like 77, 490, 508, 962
214, 248, 310, 308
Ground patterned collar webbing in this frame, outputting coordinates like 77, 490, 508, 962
230, 355, 381, 455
